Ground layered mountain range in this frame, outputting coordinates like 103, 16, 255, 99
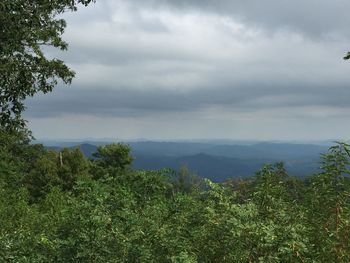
46, 141, 330, 181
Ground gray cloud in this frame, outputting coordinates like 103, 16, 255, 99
127, 0, 350, 38
25, 0, 350, 140
25, 80, 350, 119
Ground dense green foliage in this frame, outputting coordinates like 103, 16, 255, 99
1, 135, 350, 262
2, 1, 350, 261
0, 0, 95, 132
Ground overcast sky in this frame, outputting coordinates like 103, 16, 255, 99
25, 0, 350, 141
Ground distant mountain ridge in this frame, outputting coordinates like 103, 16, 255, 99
46, 141, 328, 181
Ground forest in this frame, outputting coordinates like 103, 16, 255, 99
2, 132, 350, 262
1, 0, 350, 262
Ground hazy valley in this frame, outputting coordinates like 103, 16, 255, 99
45, 141, 329, 181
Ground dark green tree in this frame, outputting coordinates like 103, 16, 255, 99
172, 165, 202, 194
58, 148, 90, 191
24, 150, 61, 200
94, 144, 133, 170
306, 142, 350, 261
0, 0, 95, 134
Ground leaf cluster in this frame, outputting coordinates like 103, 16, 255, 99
0, 0, 95, 133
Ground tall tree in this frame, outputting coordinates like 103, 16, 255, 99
0, 0, 95, 134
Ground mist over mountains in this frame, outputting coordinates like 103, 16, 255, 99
44, 140, 330, 182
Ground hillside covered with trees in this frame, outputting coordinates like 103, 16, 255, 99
2, 133, 350, 262
2, 0, 350, 262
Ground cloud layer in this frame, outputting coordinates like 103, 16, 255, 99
25, 0, 350, 140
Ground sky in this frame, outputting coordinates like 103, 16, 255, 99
25, 0, 350, 141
